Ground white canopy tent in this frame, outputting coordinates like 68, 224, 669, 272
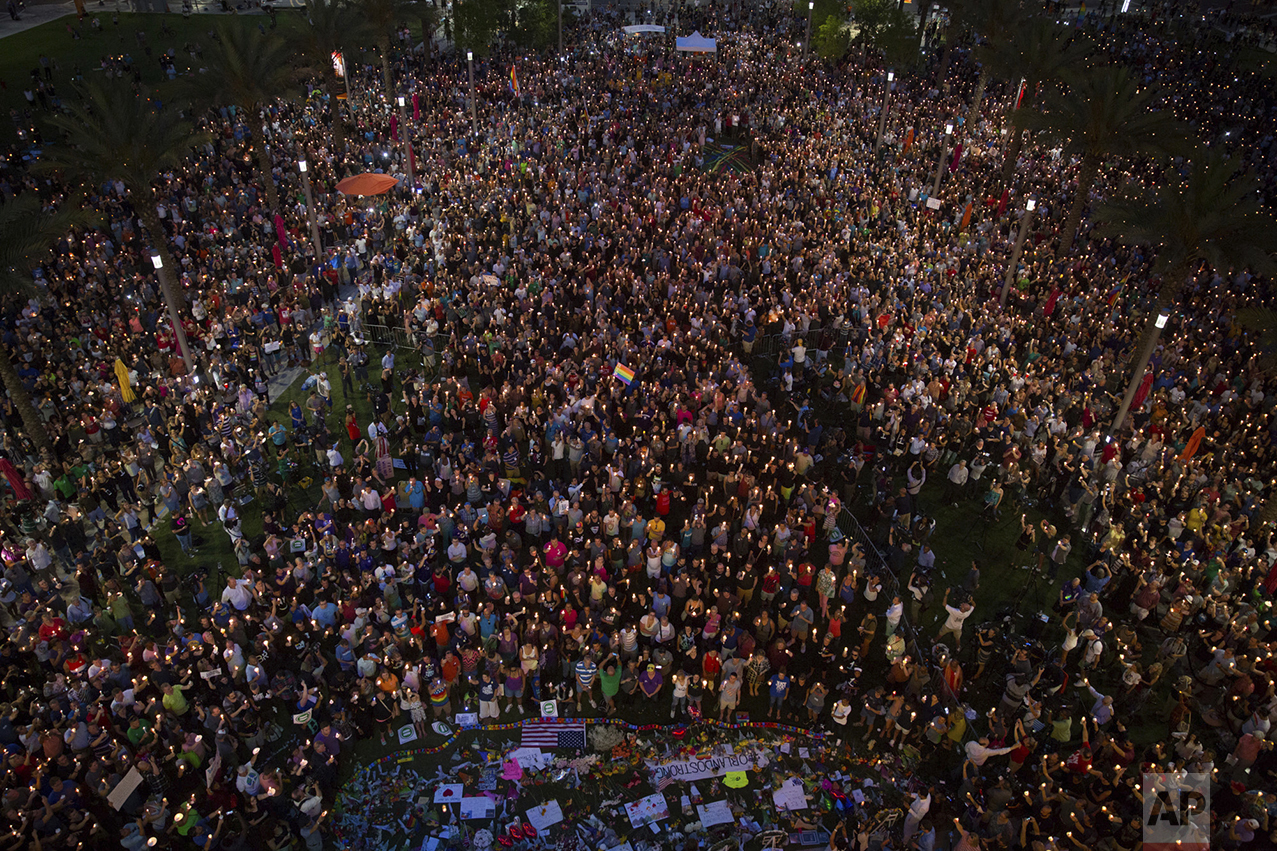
675, 31, 717, 53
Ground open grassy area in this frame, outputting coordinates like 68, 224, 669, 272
4, 11, 253, 119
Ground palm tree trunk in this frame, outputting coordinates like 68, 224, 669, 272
327, 78, 347, 149
916, 0, 933, 51
934, 38, 953, 88
965, 68, 989, 132
419, 12, 434, 57
0, 353, 55, 462
135, 201, 195, 374
999, 125, 1025, 189
248, 115, 280, 214
1055, 154, 1100, 259
379, 35, 395, 103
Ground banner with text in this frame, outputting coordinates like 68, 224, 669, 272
646, 749, 770, 784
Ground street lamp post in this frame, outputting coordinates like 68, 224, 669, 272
874, 70, 894, 155
298, 159, 324, 264
1110, 309, 1171, 435
151, 252, 194, 375
931, 122, 954, 198
467, 50, 476, 133
804, 1, 813, 60
397, 95, 415, 192
558, 0, 563, 54
999, 198, 1035, 308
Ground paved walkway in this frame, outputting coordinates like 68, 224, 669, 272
0, 0, 306, 40
0, 0, 80, 38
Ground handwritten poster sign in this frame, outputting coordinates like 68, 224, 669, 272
625, 793, 670, 828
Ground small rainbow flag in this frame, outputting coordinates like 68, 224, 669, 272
613, 363, 635, 385
510, 65, 520, 97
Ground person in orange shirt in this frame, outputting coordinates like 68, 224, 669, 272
430, 617, 450, 650
376, 668, 399, 695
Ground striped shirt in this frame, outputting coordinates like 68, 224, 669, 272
574, 659, 597, 687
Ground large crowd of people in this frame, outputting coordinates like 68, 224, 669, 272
1, 1, 1277, 850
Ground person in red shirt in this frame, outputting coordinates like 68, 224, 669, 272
760, 567, 781, 603
701, 649, 722, 689
1065, 717, 1094, 776
795, 561, 815, 591
38, 613, 68, 643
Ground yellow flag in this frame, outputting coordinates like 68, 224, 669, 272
115, 358, 136, 403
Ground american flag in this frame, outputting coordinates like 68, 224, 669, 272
520, 719, 587, 749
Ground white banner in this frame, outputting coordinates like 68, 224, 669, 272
645, 749, 770, 783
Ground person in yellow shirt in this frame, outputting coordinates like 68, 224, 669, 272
161, 681, 191, 716
1185, 506, 1207, 535
647, 516, 666, 542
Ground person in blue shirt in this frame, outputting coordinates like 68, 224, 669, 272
335, 640, 356, 672
767, 671, 790, 719
313, 600, 340, 629
1084, 563, 1111, 595
574, 655, 598, 711
478, 605, 500, 640
189, 814, 226, 850
406, 477, 426, 511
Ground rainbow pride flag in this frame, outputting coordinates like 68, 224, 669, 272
613, 363, 635, 385
510, 65, 520, 97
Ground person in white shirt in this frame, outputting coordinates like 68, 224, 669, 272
946, 460, 968, 503
902, 788, 933, 846
936, 588, 973, 651
964, 737, 1017, 771
221, 577, 253, 612
830, 698, 852, 743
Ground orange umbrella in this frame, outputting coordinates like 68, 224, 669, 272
336, 173, 400, 196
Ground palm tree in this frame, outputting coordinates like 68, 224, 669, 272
0, 196, 99, 461
42, 79, 206, 374
358, 0, 413, 103
408, 0, 440, 60
1095, 152, 1277, 433
293, 0, 362, 149
958, 0, 1026, 130
183, 21, 301, 215
1014, 65, 1185, 257
979, 20, 1091, 188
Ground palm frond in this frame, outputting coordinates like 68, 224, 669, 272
1094, 151, 1277, 298
1012, 65, 1187, 161
0, 195, 101, 294
975, 18, 1091, 94
40, 79, 208, 194
292, 0, 364, 77
181, 20, 304, 114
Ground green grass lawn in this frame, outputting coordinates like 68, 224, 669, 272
0, 8, 432, 133
4, 11, 243, 120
